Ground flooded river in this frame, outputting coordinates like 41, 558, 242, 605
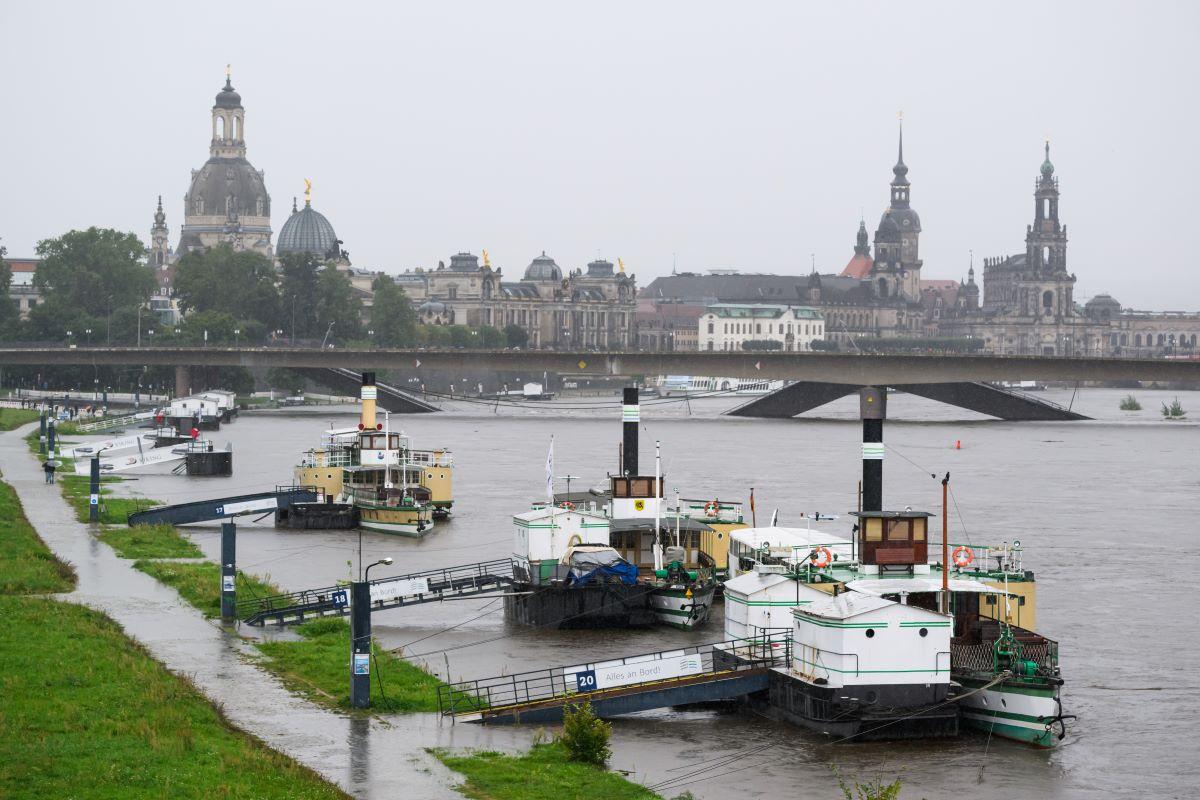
108, 387, 1197, 799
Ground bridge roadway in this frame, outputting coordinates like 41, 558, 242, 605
5, 346, 1199, 387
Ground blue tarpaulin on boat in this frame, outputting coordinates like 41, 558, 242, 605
565, 547, 639, 587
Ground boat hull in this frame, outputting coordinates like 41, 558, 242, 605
649, 584, 716, 629
504, 582, 657, 628
956, 675, 1062, 748
357, 506, 432, 537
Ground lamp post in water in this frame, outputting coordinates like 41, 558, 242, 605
350, 557, 393, 708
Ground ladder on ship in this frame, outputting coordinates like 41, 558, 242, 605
238, 558, 518, 626
438, 635, 791, 724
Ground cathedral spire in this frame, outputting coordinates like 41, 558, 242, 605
854, 218, 870, 256
892, 118, 909, 186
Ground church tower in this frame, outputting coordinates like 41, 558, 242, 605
150, 195, 170, 269
871, 121, 923, 301
178, 69, 273, 257
1018, 142, 1075, 319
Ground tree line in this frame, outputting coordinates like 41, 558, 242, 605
0, 227, 530, 395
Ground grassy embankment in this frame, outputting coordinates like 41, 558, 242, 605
255, 617, 445, 712
433, 743, 662, 800
134, 560, 283, 618
0, 408, 40, 431
0, 476, 349, 800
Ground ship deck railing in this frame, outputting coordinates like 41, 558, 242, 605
437, 632, 792, 719
237, 557, 517, 626
951, 630, 1059, 676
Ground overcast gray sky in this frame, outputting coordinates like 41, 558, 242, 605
3, 1, 1197, 309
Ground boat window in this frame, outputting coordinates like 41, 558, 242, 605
865, 518, 883, 541
912, 520, 925, 541
865, 629, 875, 638
919, 628, 928, 637
886, 519, 909, 541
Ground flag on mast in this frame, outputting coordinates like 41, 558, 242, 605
545, 435, 555, 506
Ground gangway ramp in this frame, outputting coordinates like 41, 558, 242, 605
126, 487, 318, 527
438, 636, 790, 724
238, 558, 517, 626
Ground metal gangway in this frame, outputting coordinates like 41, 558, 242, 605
238, 558, 518, 626
126, 487, 318, 527
74, 410, 157, 433
438, 634, 792, 724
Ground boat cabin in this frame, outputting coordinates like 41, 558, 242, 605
609, 475, 662, 519
727, 526, 854, 579
851, 510, 932, 576
723, 566, 831, 641
791, 593, 951, 700
513, 507, 611, 585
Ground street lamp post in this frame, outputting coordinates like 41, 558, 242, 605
351, 557, 394, 709
234, 328, 241, 348
291, 295, 297, 346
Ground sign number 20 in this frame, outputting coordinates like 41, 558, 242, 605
576, 670, 597, 692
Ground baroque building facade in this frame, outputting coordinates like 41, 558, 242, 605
404, 252, 636, 349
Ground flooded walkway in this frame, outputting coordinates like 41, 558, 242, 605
0, 426, 532, 800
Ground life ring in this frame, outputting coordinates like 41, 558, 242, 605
559, 501, 575, 511
952, 545, 974, 568
704, 500, 720, 517
811, 546, 833, 568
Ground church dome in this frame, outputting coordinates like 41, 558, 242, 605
523, 252, 562, 282
586, 259, 614, 277
1084, 293, 1121, 320
877, 206, 921, 238
418, 299, 446, 314
449, 252, 480, 272
277, 199, 340, 258
215, 77, 242, 109
184, 156, 270, 220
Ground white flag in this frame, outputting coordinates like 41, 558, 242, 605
545, 436, 555, 505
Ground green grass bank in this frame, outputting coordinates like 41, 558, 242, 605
0, 474, 347, 799
133, 560, 283, 618
433, 743, 661, 800
255, 617, 446, 712
0, 408, 40, 431
100, 523, 203, 559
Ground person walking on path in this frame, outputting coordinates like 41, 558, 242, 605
42, 459, 56, 484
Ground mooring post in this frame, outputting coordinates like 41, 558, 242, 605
38, 410, 46, 455
89, 455, 100, 522
46, 419, 56, 457
350, 580, 372, 708
859, 386, 886, 512
220, 521, 237, 624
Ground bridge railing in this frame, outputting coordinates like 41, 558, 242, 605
437, 632, 792, 716
236, 557, 518, 622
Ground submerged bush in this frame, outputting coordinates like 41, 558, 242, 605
560, 702, 611, 766
1119, 395, 1142, 411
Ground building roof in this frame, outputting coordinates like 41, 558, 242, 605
277, 200, 339, 258
184, 156, 270, 222
499, 282, 540, 299
796, 592, 897, 621
586, 259, 614, 277
722, 570, 794, 597
841, 252, 874, 280
214, 77, 242, 110
449, 252, 480, 272
703, 303, 823, 321
524, 252, 562, 282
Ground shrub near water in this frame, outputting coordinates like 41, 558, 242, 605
561, 702, 613, 766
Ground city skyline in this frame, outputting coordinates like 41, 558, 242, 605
2, 1, 1198, 309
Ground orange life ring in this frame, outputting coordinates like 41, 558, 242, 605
559, 501, 575, 511
704, 500, 720, 517
952, 545, 974, 568
811, 546, 833, 568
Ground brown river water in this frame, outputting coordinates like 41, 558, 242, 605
100, 387, 1198, 799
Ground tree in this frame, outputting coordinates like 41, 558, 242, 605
741, 339, 783, 351
560, 702, 611, 766
0, 241, 16, 334
278, 251, 322, 340
368, 274, 417, 347
33, 227, 155, 322
478, 325, 504, 348
314, 266, 363, 342
503, 323, 529, 349
172, 244, 280, 327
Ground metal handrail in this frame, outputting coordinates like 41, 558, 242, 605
235, 558, 517, 619
437, 633, 792, 716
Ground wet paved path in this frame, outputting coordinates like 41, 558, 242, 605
0, 426, 532, 799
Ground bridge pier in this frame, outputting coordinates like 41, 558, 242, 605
728, 381, 1089, 421
174, 365, 192, 398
